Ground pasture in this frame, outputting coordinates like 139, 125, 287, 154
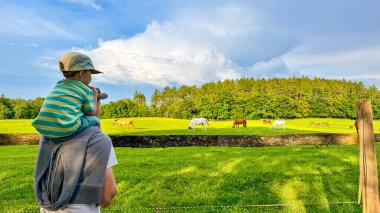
0, 144, 365, 212
0, 117, 376, 212
0, 118, 372, 135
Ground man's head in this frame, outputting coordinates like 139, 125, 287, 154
59, 52, 102, 83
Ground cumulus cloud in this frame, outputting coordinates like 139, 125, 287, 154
70, 3, 301, 87
77, 21, 241, 87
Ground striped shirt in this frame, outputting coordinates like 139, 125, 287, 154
32, 79, 94, 138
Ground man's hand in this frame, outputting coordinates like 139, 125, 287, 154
96, 102, 101, 117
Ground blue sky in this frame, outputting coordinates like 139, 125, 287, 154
1, 0, 380, 103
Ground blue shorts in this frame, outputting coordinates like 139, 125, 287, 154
81, 116, 100, 127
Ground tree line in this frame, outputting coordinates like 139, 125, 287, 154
2, 77, 380, 120
148, 77, 380, 119
0, 95, 44, 119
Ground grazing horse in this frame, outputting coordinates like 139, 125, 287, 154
272, 119, 286, 129
321, 122, 329, 127
232, 119, 247, 128
112, 118, 134, 129
262, 119, 271, 125
188, 118, 209, 131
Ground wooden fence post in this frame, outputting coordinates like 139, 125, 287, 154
357, 100, 380, 213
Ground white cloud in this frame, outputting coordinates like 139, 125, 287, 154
68, 3, 300, 87
76, 21, 241, 87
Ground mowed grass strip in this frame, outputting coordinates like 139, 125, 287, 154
0, 144, 366, 212
0, 118, 372, 135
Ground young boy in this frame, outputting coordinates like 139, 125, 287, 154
32, 51, 101, 139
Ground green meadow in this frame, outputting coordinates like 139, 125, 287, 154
0, 117, 373, 135
0, 118, 375, 212
0, 144, 364, 212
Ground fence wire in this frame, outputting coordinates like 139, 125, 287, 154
0, 201, 360, 213
103, 201, 358, 212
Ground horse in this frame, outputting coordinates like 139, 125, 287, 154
232, 119, 247, 128
262, 119, 271, 125
321, 122, 329, 127
188, 118, 209, 131
112, 118, 134, 129
272, 119, 286, 129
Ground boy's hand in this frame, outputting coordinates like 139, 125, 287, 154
89, 86, 99, 97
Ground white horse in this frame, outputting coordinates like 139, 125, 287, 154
272, 119, 286, 129
188, 118, 209, 131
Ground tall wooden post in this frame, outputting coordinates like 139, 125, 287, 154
357, 100, 380, 213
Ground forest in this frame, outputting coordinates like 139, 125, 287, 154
1, 77, 380, 120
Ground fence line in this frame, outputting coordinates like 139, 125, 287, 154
0, 201, 359, 213
106, 201, 358, 212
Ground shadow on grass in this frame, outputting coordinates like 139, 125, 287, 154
109, 145, 361, 212
202, 145, 360, 212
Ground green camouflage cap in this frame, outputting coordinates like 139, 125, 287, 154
59, 52, 102, 74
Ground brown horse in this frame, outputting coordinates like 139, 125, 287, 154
232, 119, 247, 128
262, 119, 271, 125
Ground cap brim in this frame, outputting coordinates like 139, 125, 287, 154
90, 70, 103, 74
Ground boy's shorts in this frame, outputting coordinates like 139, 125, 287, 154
82, 116, 100, 127
72, 116, 100, 139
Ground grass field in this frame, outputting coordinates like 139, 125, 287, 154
0, 117, 374, 135
0, 118, 374, 212
0, 144, 369, 212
